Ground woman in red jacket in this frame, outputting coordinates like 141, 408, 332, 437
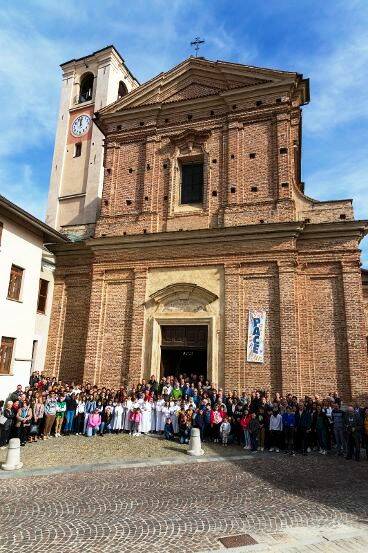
240, 409, 252, 449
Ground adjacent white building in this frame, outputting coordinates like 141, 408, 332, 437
0, 195, 67, 399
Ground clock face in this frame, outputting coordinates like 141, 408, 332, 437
71, 114, 91, 137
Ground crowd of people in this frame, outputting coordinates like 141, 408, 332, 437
1, 371, 368, 462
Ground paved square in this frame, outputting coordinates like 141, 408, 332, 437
1, 452, 367, 552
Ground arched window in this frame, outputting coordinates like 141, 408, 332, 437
117, 80, 128, 99
79, 72, 94, 103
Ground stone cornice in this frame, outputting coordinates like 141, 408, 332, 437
47, 220, 368, 257
299, 220, 368, 241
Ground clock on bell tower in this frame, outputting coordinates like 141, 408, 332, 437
46, 45, 139, 239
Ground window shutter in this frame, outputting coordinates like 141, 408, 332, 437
37, 279, 49, 313
7, 265, 23, 301
0, 337, 15, 373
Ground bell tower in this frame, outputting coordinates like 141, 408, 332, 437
46, 45, 139, 239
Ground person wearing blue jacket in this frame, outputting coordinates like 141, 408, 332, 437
283, 406, 296, 455
193, 408, 205, 440
164, 417, 174, 440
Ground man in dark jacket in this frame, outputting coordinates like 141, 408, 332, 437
331, 403, 345, 455
298, 405, 312, 455
344, 406, 362, 461
248, 413, 260, 451
0, 401, 15, 447
64, 393, 78, 435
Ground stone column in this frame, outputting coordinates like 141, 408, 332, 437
224, 263, 241, 392
341, 262, 368, 400
277, 260, 301, 396
127, 268, 148, 386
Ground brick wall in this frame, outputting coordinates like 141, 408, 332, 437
45, 60, 368, 400
45, 227, 368, 400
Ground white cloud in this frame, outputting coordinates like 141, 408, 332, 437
307, 156, 368, 219
306, 155, 368, 266
302, 5, 368, 134
0, 162, 46, 220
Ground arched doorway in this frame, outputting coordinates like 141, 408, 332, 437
160, 324, 208, 379
145, 283, 220, 384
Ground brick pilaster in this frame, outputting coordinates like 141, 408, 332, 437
83, 267, 105, 384
341, 262, 368, 400
127, 268, 147, 386
44, 276, 66, 379
278, 260, 301, 396
224, 263, 241, 392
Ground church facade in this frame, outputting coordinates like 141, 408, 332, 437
45, 49, 368, 400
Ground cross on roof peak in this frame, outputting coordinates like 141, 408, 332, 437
190, 37, 205, 57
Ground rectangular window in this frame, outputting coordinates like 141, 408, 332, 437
74, 142, 82, 157
180, 162, 204, 204
0, 337, 15, 374
37, 278, 49, 313
7, 265, 23, 301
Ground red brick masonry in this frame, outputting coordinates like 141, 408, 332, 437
45, 58, 368, 401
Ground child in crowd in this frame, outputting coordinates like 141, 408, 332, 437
129, 408, 142, 437
86, 409, 101, 437
164, 417, 174, 440
220, 416, 231, 446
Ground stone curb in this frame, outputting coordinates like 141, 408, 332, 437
0, 452, 254, 479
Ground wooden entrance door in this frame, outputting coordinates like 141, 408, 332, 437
161, 325, 207, 349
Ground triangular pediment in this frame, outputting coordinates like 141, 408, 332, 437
162, 82, 222, 103
98, 57, 305, 116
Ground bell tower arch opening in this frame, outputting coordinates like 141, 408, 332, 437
79, 72, 94, 103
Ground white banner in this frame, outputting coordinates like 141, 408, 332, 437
246, 310, 266, 363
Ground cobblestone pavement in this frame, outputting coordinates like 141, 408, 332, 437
1, 451, 368, 553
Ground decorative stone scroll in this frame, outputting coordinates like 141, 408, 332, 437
149, 282, 218, 313
162, 299, 206, 312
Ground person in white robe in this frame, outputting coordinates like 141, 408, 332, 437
170, 401, 180, 434
155, 397, 165, 433
150, 399, 156, 432
137, 395, 145, 410
141, 400, 152, 434
160, 402, 170, 432
112, 402, 124, 432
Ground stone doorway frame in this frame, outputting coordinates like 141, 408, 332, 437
150, 315, 217, 384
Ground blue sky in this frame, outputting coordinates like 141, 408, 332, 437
0, 0, 367, 262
